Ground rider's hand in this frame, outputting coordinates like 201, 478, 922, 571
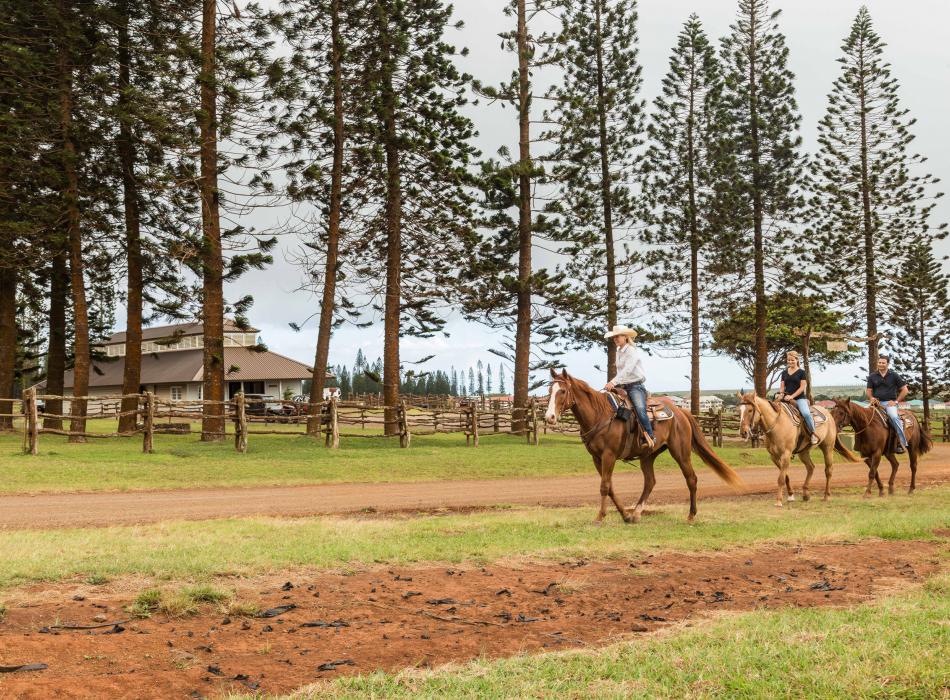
887, 400, 896, 407
783, 395, 793, 403
604, 382, 615, 392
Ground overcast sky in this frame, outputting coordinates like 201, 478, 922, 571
226, 0, 950, 392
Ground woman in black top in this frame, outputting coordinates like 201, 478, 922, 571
778, 351, 818, 444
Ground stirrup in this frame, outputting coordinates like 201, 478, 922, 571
810, 433, 820, 445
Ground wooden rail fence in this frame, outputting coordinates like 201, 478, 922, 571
18, 391, 541, 454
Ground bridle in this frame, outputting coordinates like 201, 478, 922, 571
548, 379, 614, 443
741, 399, 779, 440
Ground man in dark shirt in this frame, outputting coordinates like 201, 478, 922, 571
866, 355, 909, 452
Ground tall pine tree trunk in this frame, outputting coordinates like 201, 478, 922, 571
593, 0, 617, 379
379, 7, 402, 436
857, 41, 878, 372
117, 0, 144, 434
0, 265, 15, 431
59, 39, 90, 442
308, 0, 344, 436
44, 246, 68, 430
512, 0, 532, 435
200, 0, 225, 440
748, 24, 767, 397
919, 310, 929, 429
686, 54, 700, 415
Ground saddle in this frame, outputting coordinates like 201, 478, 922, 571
607, 389, 674, 448
871, 405, 914, 429
871, 405, 915, 453
772, 401, 829, 454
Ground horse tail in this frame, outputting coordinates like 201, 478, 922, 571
684, 411, 744, 490
914, 420, 934, 456
833, 435, 861, 463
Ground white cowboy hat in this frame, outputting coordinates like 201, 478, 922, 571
604, 325, 638, 339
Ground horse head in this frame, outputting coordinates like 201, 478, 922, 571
545, 368, 575, 425
736, 390, 759, 440
831, 398, 852, 429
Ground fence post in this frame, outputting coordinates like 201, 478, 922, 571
234, 393, 248, 453
471, 403, 479, 447
325, 397, 340, 449
433, 410, 439, 434
399, 399, 411, 448
142, 391, 154, 454
493, 400, 499, 434
23, 388, 38, 455
529, 398, 539, 445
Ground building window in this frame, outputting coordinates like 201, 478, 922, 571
171, 386, 183, 401
197, 385, 202, 400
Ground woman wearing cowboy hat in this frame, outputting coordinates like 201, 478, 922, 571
603, 325, 654, 449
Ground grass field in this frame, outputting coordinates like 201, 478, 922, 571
1, 485, 948, 590
0, 425, 772, 494
309, 573, 950, 699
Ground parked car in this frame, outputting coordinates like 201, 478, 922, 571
243, 394, 285, 417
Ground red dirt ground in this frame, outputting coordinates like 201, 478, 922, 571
1, 444, 949, 530
0, 539, 944, 699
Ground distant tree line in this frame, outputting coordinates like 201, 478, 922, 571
320, 350, 509, 400
1, 0, 948, 439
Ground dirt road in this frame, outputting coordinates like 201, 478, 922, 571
2, 446, 949, 530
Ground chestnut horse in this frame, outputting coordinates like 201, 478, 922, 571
831, 398, 933, 497
544, 369, 743, 524
737, 392, 859, 507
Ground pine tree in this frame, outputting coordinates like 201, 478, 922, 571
468, 367, 475, 396
809, 7, 946, 371
715, 0, 804, 396
466, 0, 564, 433
498, 363, 507, 395
546, 0, 645, 378
347, 0, 477, 434
267, 0, 362, 434
486, 364, 493, 395
886, 243, 950, 426
640, 14, 722, 415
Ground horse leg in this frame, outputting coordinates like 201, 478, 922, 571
819, 441, 834, 500
785, 473, 795, 502
885, 452, 900, 496
775, 455, 791, 507
626, 455, 657, 524
798, 450, 817, 502
594, 452, 617, 526
665, 431, 698, 522
864, 454, 882, 498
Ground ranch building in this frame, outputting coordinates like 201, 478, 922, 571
54, 320, 322, 402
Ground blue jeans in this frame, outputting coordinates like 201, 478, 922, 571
884, 404, 909, 447
624, 383, 653, 439
795, 398, 816, 434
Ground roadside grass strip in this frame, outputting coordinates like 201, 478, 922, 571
302, 573, 950, 699
0, 486, 948, 590
0, 427, 772, 494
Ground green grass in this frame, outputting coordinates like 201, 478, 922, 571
298, 573, 950, 699
0, 425, 772, 495
0, 485, 948, 590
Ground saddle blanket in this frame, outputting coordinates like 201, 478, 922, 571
873, 406, 915, 429
777, 402, 828, 427
606, 391, 674, 423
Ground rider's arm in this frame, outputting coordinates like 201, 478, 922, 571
897, 383, 909, 404
788, 379, 806, 400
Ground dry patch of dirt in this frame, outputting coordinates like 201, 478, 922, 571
0, 540, 944, 699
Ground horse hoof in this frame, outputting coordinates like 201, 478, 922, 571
787, 494, 796, 502
908, 488, 915, 495
822, 495, 830, 501
802, 493, 810, 502
862, 492, 871, 499
686, 514, 695, 524
774, 502, 784, 508
592, 519, 605, 527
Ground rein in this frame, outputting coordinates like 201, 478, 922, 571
551, 380, 616, 446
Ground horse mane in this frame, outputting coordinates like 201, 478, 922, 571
565, 374, 613, 412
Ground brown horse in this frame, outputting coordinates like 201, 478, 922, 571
544, 369, 744, 524
737, 392, 859, 507
831, 398, 933, 497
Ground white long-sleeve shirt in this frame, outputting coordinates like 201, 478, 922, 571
609, 343, 646, 386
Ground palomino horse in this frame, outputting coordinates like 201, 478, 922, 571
831, 398, 933, 497
544, 369, 743, 524
737, 392, 859, 507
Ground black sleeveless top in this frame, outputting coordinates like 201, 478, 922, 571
782, 368, 806, 399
